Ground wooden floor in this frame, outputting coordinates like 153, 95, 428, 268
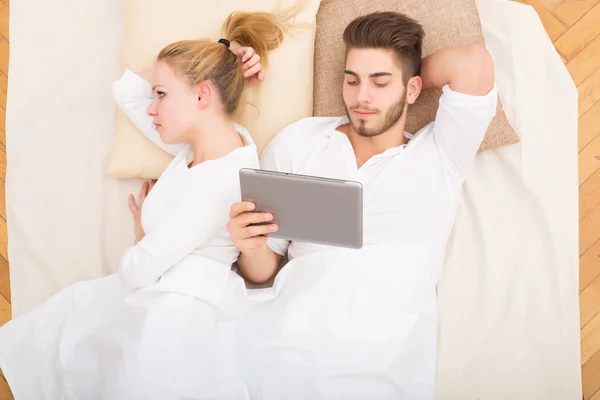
0, 0, 599, 398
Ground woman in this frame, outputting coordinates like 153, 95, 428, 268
0, 9, 295, 400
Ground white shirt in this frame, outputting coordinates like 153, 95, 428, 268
261, 84, 498, 261
112, 70, 260, 290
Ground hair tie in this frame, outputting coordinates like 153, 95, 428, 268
218, 38, 231, 48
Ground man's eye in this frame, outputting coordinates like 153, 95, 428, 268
374, 83, 389, 88
347, 81, 358, 86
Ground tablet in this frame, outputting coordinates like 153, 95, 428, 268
239, 168, 363, 249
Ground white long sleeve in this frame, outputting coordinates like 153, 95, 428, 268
112, 69, 181, 157
118, 170, 233, 290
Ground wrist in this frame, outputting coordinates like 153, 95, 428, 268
241, 242, 270, 258
134, 224, 145, 243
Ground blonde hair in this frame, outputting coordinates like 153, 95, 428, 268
156, 6, 302, 115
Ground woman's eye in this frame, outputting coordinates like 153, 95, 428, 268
157, 91, 165, 98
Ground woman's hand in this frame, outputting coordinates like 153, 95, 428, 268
128, 180, 156, 243
232, 47, 264, 86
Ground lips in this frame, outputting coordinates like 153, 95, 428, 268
154, 123, 162, 129
353, 110, 376, 118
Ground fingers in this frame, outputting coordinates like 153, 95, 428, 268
139, 181, 148, 203
244, 62, 263, 79
230, 201, 255, 218
128, 194, 138, 214
242, 53, 260, 70
243, 223, 278, 239
148, 179, 157, 193
227, 201, 278, 253
241, 211, 273, 227
240, 47, 255, 62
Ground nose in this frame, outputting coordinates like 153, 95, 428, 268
147, 99, 158, 116
356, 82, 372, 105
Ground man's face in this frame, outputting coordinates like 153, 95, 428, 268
343, 48, 408, 137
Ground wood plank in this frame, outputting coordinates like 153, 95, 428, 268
554, 0, 600, 28
581, 169, 600, 222
578, 67, 600, 118
0, 145, 6, 180
583, 349, 600, 400
0, 38, 6, 77
0, 2, 7, 41
0, 374, 14, 400
0, 179, 5, 223
579, 100, 600, 151
532, 2, 568, 41
581, 239, 600, 292
538, 0, 565, 11
0, 256, 9, 304
0, 217, 7, 262
579, 130, 600, 185
0, 72, 7, 110
582, 310, 600, 364
555, 2, 600, 60
591, 388, 600, 400
581, 273, 600, 327
0, 105, 5, 145
568, 36, 600, 85
0, 289, 9, 326
581, 205, 600, 255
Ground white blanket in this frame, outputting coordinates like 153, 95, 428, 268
436, 1, 581, 398
4, 0, 581, 398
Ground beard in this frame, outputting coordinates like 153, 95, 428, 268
345, 90, 407, 138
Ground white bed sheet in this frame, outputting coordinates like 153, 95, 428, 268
4, 0, 580, 398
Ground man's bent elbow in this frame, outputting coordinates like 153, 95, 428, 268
463, 45, 495, 96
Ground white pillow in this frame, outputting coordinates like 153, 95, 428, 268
107, 0, 321, 179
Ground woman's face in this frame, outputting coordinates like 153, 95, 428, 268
146, 61, 200, 145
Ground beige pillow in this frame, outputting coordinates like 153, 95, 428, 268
107, 0, 321, 179
313, 0, 518, 151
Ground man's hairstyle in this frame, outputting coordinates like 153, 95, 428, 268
343, 12, 425, 84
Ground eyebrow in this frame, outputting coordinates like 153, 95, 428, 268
344, 70, 393, 78
151, 85, 161, 91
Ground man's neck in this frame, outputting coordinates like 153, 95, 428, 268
339, 116, 408, 169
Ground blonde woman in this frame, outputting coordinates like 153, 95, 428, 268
0, 9, 295, 399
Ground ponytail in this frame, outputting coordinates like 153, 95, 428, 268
157, 3, 306, 115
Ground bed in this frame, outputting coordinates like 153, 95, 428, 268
4, 0, 581, 398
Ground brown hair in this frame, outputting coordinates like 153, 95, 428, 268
156, 6, 301, 115
343, 11, 425, 84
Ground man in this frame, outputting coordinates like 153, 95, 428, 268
228, 11, 496, 282
227, 11, 496, 397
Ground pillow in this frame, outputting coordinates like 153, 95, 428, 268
313, 0, 518, 151
107, 0, 321, 179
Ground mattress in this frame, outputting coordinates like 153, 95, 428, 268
3, 0, 581, 398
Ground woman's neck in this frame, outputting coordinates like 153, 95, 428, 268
188, 116, 245, 167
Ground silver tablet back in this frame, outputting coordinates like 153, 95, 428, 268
239, 168, 363, 249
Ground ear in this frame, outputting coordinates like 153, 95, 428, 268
405, 76, 423, 105
195, 81, 212, 109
